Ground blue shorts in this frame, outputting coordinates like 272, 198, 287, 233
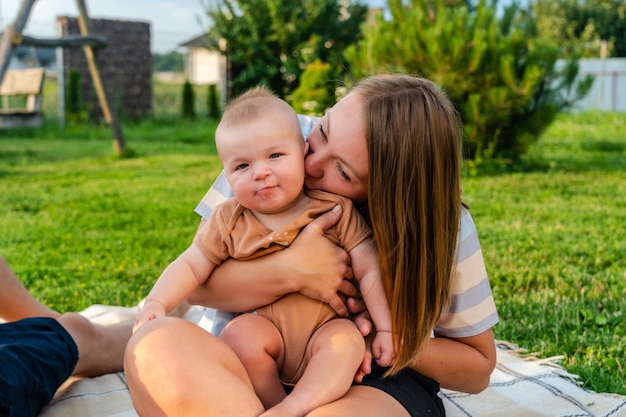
359, 362, 445, 417
0, 317, 78, 417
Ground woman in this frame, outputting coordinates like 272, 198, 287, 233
124, 74, 499, 417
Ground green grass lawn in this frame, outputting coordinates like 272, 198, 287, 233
0, 110, 624, 395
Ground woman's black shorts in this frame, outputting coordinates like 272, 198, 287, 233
0, 317, 78, 417
359, 362, 445, 417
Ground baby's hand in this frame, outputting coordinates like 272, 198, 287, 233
133, 299, 166, 333
372, 330, 395, 367
259, 395, 307, 417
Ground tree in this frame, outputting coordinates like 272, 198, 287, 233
533, 0, 626, 58
182, 80, 196, 119
205, 0, 367, 99
207, 84, 220, 118
65, 68, 83, 124
292, 60, 337, 116
345, 0, 594, 161
153, 51, 184, 72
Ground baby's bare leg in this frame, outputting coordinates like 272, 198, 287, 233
262, 318, 365, 417
220, 313, 286, 409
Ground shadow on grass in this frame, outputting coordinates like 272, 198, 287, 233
466, 137, 626, 177
0, 138, 113, 167
520, 146, 625, 174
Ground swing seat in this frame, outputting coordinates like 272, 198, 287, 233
0, 67, 45, 129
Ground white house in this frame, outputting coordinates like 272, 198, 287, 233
179, 32, 228, 106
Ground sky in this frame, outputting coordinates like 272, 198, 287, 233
1, 0, 386, 53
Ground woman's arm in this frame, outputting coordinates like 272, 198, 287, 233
409, 208, 497, 392
410, 329, 497, 393
187, 206, 357, 316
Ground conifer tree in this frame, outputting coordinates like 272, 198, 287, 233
182, 80, 196, 120
66, 69, 83, 124
207, 84, 220, 119
345, 0, 594, 161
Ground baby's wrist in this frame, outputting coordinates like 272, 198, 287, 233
143, 299, 167, 310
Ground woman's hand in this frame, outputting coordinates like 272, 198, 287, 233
289, 205, 356, 316
187, 205, 357, 315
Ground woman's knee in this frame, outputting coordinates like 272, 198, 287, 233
125, 317, 185, 374
124, 316, 242, 380
125, 317, 263, 416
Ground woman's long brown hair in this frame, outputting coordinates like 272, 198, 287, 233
355, 74, 463, 376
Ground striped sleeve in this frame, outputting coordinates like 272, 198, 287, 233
194, 172, 234, 220
434, 207, 499, 338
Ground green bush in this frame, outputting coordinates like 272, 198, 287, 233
207, 84, 220, 119
65, 69, 83, 124
345, 0, 594, 162
182, 80, 196, 119
291, 60, 337, 116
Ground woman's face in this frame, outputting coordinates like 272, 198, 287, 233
304, 93, 369, 204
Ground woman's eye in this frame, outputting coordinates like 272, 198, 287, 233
318, 124, 328, 142
338, 164, 350, 181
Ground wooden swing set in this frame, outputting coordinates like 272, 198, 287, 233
0, 0, 125, 154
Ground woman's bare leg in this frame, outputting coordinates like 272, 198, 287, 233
124, 316, 265, 417
307, 385, 410, 417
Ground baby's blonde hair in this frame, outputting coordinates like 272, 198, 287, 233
220, 86, 289, 127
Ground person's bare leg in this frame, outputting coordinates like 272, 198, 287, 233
262, 319, 365, 417
220, 313, 286, 409
57, 312, 132, 376
125, 316, 265, 417
0, 256, 59, 321
307, 385, 411, 417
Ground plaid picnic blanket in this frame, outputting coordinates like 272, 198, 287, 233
39, 305, 626, 417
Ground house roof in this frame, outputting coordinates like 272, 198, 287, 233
179, 32, 211, 48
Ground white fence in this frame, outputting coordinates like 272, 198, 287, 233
573, 58, 626, 112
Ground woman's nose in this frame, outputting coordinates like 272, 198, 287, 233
304, 150, 323, 178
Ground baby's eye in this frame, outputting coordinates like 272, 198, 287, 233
269, 153, 281, 159
236, 163, 249, 170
